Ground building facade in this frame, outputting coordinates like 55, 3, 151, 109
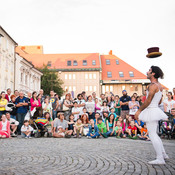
15, 54, 43, 94
0, 26, 17, 92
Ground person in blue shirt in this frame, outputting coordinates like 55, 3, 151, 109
94, 112, 104, 125
109, 107, 118, 119
15, 91, 29, 134
135, 119, 144, 134
87, 119, 100, 138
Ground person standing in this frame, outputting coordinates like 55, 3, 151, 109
5, 88, 11, 102
15, 91, 29, 134
163, 92, 175, 113
50, 90, 59, 120
120, 90, 131, 120
135, 66, 168, 165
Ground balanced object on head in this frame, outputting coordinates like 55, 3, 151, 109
146, 47, 162, 58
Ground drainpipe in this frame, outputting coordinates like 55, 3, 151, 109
14, 46, 17, 92
99, 54, 102, 95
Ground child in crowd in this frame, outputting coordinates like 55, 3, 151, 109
81, 113, 89, 136
68, 114, 75, 134
0, 114, 11, 138
109, 107, 117, 119
135, 119, 144, 134
71, 101, 80, 121
87, 119, 100, 138
73, 118, 83, 138
126, 120, 137, 139
115, 120, 122, 138
97, 118, 108, 138
138, 123, 150, 141
21, 120, 34, 139
57, 126, 65, 138
94, 112, 102, 125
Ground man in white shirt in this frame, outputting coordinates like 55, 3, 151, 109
72, 101, 80, 121
76, 94, 85, 115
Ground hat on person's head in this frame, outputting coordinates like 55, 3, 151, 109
146, 47, 162, 58
58, 126, 63, 129
122, 90, 127, 93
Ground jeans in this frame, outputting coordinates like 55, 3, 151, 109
87, 132, 100, 138
106, 130, 116, 136
17, 113, 26, 134
52, 110, 57, 120
11, 115, 16, 120
21, 132, 31, 138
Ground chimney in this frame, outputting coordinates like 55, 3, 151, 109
109, 50, 112, 55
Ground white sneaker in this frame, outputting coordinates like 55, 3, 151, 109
148, 159, 165, 165
163, 154, 169, 160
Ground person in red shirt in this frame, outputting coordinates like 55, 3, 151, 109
127, 120, 137, 139
142, 90, 147, 103
5, 88, 11, 102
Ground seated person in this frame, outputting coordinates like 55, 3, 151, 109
97, 118, 108, 138
53, 113, 73, 138
94, 112, 103, 125
0, 114, 11, 138
138, 123, 150, 141
127, 120, 137, 139
106, 114, 116, 136
21, 120, 34, 139
115, 120, 123, 138
68, 114, 75, 134
135, 119, 144, 134
43, 112, 53, 135
81, 113, 89, 136
117, 116, 126, 138
73, 118, 83, 138
6, 112, 19, 137
87, 119, 100, 138
109, 107, 117, 119
56, 126, 65, 138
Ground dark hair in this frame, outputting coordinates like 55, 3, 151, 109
97, 117, 102, 121
108, 113, 115, 123
102, 101, 107, 106
73, 101, 78, 104
0, 91, 5, 100
168, 92, 173, 99
7, 88, 11, 91
57, 112, 64, 119
43, 112, 51, 121
32, 91, 37, 100
23, 120, 29, 124
77, 93, 82, 98
151, 66, 164, 79
69, 114, 74, 121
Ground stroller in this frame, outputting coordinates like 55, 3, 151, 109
160, 120, 174, 139
32, 118, 52, 138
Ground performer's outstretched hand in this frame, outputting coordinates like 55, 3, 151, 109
135, 110, 141, 120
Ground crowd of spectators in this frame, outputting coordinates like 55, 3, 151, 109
0, 87, 175, 139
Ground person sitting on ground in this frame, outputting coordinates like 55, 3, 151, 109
68, 114, 75, 135
71, 101, 80, 121
73, 118, 83, 138
56, 126, 65, 138
106, 114, 116, 136
135, 119, 144, 134
21, 120, 34, 139
116, 116, 126, 138
138, 123, 150, 141
81, 113, 89, 136
115, 120, 122, 138
0, 114, 11, 138
87, 119, 100, 138
127, 120, 137, 139
94, 112, 102, 125
109, 107, 118, 119
43, 112, 53, 135
97, 118, 108, 138
102, 111, 109, 123
53, 113, 72, 138
6, 112, 19, 137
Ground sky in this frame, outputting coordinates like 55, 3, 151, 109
0, 0, 175, 90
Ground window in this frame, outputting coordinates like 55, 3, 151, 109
85, 86, 88, 91
69, 86, 72, 91
110, 86, 113, 92
69, 74, 72, 79
73, 86, 76, 91
65, 74, 68, 79
21, 73, 23, 83
119, 72, 124, 77
73, 74, 76, 79
67, 60, 71, 66
106, 59, 110, 65
107, 72, 112, 78
47, 61, 51, 67
89, 74, 92, 79
65, 86, 68, 91
92, 60, 96, 65
94, 86, 97, 92
102, 86, 105, 93
106, 86, 109, 92
122, 85, 125, 90
83, 60, 87, 66
129, 71, 134, 77
85, 74, 88, 79
116, 59, 119, 65
93, 73, 96, 79
89, 86, 92, 91
73, 60, 78, 66
25, 75, 28, 85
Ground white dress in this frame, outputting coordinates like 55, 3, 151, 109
139, 90, 168, 122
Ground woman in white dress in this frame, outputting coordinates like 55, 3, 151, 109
135, 66, 168, 165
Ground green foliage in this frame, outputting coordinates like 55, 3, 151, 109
39, 65, 64, 96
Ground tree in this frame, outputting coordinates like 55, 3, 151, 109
39, 65, 64, 96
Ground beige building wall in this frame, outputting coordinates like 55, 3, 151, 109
58, 71, 100, 97
0, 28, 16, 92
102, 83, 143, 97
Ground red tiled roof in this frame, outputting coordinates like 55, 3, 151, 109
101, 54, 147, 80
16, 47, 100, 69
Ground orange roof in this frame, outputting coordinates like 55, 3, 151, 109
20, 45, 43, 54
16, 47, 100, 70
101, 54, 147, 80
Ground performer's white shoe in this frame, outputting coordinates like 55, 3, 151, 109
163, 154, 169, 160
148, 159, 165, 165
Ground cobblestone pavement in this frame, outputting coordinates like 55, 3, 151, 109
0, 137, 175, 175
